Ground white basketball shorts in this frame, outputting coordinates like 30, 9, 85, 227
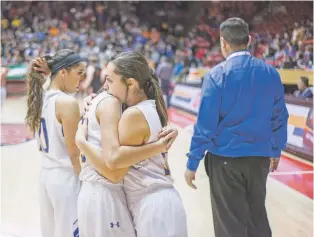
128, 186, 188, 237
39, 167, 81, 237
78, 181, 136, 237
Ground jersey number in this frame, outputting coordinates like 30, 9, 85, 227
162, 153, 171, 176
39, 118, 49, 153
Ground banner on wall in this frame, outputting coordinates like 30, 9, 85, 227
278, 69, 313, 85
178, 68, 313, 86
185, 67, 209, 84
6, 64, 28, 81
170, 84, 313, 160
285, 103, 313, 160
170, 84, 202, 114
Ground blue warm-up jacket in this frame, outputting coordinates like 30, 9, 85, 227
187, 51, 289, 171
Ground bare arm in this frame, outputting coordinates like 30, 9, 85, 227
57, 96, 81, 175
77, 119, 128, 183
119, 107, 149, 146
76, 97, 129, 183
76, 97, 168, 171
116, 106, 154, 156
82, 66, 95, 90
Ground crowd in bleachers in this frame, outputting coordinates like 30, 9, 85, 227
195, 1, 313, 70
1, 1, 313, 77
1, 1, 193, 74
252, 2, 313, 70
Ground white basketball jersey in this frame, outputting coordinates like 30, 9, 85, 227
123, 100, 174, 195
79, 91, 123, 187
37, 90, 72, 168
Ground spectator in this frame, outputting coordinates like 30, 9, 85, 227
156, 56, 173, 107
283, 57, 296, 69
172, 57, 185, 77
0, 1, 312, 82
294, 76, 313, 99
82, 56, 103, 95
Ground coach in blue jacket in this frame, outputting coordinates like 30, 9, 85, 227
185, 18, 289, 237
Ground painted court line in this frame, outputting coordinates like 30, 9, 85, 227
270, 171, 314, 176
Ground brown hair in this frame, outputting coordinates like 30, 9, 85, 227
25, 49, 79, 134
110, 52, 168, 126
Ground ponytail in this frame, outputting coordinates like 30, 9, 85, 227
25, 50, 83, 134
144, 73, 168, 127
25, 69, 46, 134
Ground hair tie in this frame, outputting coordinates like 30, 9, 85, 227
144, 80, 152, 88
50, 53, 87, 75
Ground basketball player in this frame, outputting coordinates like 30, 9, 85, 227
25, 49, 86, 237
76, 89, 178, 237
76, 51, 188, 237
32, 53, 174, 237
75, 70, 178, 236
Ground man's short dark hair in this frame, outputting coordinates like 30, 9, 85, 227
220, 18, 249, 47
301, 76, 309, 87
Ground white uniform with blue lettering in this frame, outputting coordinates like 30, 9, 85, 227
78, 91, 136, 237
124, 100, 188, 237
37, 90, 81, 237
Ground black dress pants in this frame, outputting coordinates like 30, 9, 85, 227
205, 153, 272, 237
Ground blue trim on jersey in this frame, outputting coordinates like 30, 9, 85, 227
73, 219, 79, 237
73, 226, 79, 237
162, 152, 171, 176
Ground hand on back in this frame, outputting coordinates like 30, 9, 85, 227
158, 125, 179, 151
83, 93, 97, 115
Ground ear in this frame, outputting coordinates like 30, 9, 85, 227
126, 78, 137, 87
220, 36, 227, 49
103, 81, 109, 91
247, 35, 252, 48
60, 68, 67, 78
